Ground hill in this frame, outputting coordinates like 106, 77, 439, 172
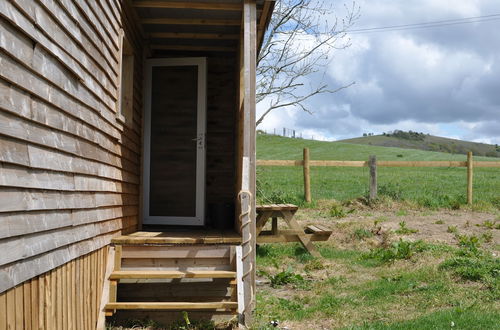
338, 131, 500, 158
257, 133, 499, 161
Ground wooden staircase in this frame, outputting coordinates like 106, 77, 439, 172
104, 241, 240, 317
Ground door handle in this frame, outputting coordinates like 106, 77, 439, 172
192, 134, 205, 149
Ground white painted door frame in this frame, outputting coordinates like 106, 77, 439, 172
142, 57, 207, 226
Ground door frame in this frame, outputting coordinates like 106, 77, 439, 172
142, 57, 207, 226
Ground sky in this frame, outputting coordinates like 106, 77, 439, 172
256, 0, 500, 144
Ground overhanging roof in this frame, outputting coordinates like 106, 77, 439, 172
129, 0, 275, 55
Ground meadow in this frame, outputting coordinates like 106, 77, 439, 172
252, 134, 499, 330
257, 134, 500, 209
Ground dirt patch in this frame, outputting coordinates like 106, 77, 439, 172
293, 206, 499, 249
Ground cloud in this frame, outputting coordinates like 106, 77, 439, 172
257, 0, 500, 144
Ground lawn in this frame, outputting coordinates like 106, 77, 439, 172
252, 205, 500, 329
253, 134, 499, 329
257, 134, 500, 209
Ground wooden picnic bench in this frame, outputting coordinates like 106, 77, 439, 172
256, 204, 332, 257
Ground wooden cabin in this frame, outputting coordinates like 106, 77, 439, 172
0, 0, 275, 328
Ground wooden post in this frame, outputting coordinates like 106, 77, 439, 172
369, 155, 377, 201
239, 0, 257, 326
467, 151, 473, 205
303, 148, 311, 203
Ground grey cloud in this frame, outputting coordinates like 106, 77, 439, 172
259, 0, 500, 144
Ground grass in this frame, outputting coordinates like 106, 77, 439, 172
253, 241, 500, 329
346, 308, 500, 329
251, 135, 500, 328
257, 135, 500, 209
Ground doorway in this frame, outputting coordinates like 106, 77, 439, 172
143, 58, 206, 226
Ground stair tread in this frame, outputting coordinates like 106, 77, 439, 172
110, 270, 237, 279
105, 301, 238, 310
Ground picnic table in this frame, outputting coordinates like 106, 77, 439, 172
256, 204, 332, 257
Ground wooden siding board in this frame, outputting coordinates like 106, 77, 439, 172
0, 8, 126, 137
0, 53, 126, 144
56, 0, 120, 71
10, 0, 119, 99
0, 80, 140, 163
0, 163, 76, 191
24, 143, 139, 183
36, 0, 119, 90
73, 0, 120, 54
0, 232, 118, 293
0, 206, 137, 240
0, 108, 140, 173
83, 0, 119, 40
0, 217, 128, 267
0, 137, 30, 166
32, 1, 118, 98
0, 188, 138, 213
0, 162, 139, 194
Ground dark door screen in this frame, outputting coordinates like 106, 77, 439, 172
149, 65, 198, 217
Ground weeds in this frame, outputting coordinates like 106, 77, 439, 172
395, 209, 408, 216
304, 259, 325, 272
439, 232, 499, 295
440, 255, 499, 293
329, 204, 354, 218
353, 228, 374, 240
395, 221, 418, 234
363, 239, 427, 264
481, 220, 496, 229
447, 226, 458, 234
456, 234, 481, 255
435, 219, 445, 224
258, 268, 310, 289
482, 232, 493, 243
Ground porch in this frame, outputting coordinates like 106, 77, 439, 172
102, 0, 274, 326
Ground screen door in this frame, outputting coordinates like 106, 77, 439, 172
143, 58, 206, 225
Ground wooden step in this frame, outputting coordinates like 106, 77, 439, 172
109, 270, 236, 280
105, 301, 238, 311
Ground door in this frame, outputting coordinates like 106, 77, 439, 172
143, 58, 206, 225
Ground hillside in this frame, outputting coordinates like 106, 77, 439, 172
339, 132, 500, 158
257, 133, 499, 161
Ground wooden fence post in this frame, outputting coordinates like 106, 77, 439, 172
467, 151, 473, 205
303, 148, 311, 203
369, 155, 377, 201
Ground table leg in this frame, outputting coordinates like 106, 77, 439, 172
256, 211, 273, 235
271, 217, 278, 235
282, 212, 320, 257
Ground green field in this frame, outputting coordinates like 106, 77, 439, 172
257, 134, 500, 209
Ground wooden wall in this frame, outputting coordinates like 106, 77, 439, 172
0, 0, 143, 293
0, 246, 108, 330
206, 56, 237, 220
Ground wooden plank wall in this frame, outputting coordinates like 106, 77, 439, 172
0, 0, 143, 293
0, 246, 108, 330
206, 56, 237, 214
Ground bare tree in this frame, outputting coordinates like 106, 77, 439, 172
256, 0, 360, 126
